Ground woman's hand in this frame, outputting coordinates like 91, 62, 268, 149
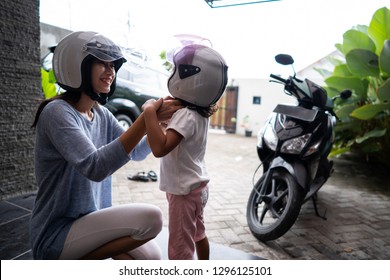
142, 98, 163, 112
156, 96, 183, 122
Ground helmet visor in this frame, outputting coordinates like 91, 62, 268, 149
83, 34, 126, 62
166, 34, 212, 64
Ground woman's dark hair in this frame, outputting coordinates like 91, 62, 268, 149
31, 91, 81, 128
31, 55, 96, 128
179, 99, 218, 118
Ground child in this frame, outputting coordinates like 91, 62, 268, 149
143, 43, 228, 259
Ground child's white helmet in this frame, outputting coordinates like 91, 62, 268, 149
168, 44, 228, 107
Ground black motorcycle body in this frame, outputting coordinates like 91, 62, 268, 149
246, 54, 351, 242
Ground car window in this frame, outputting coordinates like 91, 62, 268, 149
117, 66, 169, 92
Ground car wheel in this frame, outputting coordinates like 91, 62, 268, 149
115, 114, 134, 130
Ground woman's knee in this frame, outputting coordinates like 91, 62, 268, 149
146, 205, 163, 236
115, 203, 163, 240
135, 204, 163, 239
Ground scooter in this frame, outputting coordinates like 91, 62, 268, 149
246, 54, 351, 242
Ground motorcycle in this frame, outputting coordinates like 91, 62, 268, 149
246, 54, 351, 242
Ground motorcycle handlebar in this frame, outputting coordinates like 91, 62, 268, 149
270, 73, 288, 84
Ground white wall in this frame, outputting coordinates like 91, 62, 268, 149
40, 23, 72, 58
234, 78, 296, 136
232, 51, 339, 137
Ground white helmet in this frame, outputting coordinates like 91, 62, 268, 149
53, 31, 126, 103
168, 44, 228, 107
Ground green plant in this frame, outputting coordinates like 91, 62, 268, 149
159, 50, 173, 72
316, 6, 390, 167
241, 115, 252, 131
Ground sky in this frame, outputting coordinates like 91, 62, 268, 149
39, 0, 389, 79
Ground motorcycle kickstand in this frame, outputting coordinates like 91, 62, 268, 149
311, 195, 327, 220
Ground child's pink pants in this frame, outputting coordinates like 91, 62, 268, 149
166, 184, 209, 260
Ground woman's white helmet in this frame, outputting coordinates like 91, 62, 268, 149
52, 31, 126, 103
167, 43, 228, 107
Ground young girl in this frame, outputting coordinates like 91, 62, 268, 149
143, 43, 228, 259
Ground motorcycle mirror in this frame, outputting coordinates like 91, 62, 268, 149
332, 89, 352, 102
340, 89, 352, 99
275, 54, 294, 65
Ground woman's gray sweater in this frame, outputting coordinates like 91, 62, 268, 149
30, 99, 150, 259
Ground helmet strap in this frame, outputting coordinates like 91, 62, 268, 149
85, 89, 108, 105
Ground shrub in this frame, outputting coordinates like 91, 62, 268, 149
316, 6, 390, 167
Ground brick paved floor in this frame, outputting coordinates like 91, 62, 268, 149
113, 132, 390, 260
1, 132, 389, 260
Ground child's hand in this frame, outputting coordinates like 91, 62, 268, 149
142, 98, 163, 112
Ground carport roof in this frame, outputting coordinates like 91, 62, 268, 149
204, 0, 281, 8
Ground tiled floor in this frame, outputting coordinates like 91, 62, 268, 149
0, 192, 36, 260
0, 191, 261, 260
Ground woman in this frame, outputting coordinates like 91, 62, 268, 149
30, 31, 181, 260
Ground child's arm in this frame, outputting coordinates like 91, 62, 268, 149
143, 98, 183, 158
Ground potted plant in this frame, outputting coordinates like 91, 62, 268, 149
241, 115, 253, 137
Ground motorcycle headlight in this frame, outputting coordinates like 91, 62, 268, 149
281, 133, 312, 154
263, 126, 278, 151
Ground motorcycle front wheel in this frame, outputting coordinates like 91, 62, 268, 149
246, 168, 304, 242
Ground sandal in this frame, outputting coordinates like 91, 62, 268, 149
148, 170, 158, 182
127, 171, 149, 182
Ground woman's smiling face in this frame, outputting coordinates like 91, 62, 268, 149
91, 60, 115, 94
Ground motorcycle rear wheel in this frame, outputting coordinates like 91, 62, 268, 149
246, 168, 304, 242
